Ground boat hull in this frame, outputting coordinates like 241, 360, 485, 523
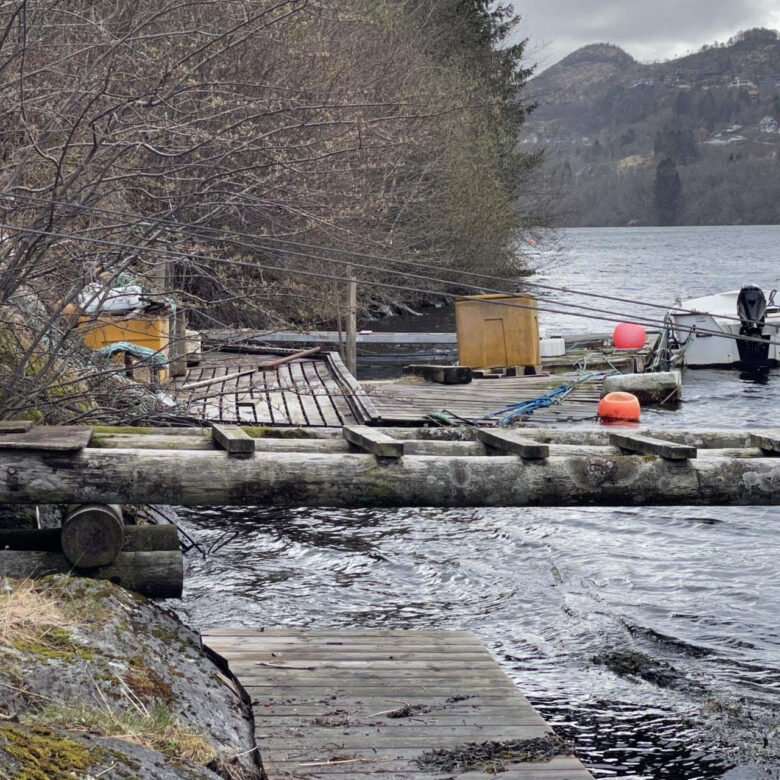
670, 290, 780, 368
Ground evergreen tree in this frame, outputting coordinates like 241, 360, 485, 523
654, 158, 683, 225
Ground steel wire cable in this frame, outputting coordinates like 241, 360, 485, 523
2, 192, 773, 327
2, 220, 779, 347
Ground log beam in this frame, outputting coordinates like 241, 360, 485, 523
0, 448, 776, 506
61, 504, 124, 567
0, 524, 179, 553
0, 550, 183, 599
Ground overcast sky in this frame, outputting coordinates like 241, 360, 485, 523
515, 0, 780, 71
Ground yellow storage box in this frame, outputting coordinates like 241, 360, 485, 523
78, 312, 170, 383
455, 293, 540, 369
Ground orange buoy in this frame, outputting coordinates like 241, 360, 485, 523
613, 322, 646, 349
598, 391, 640, 422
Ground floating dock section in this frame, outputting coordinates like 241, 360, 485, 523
204, 628, 594, 779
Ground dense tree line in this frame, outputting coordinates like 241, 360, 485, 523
0, 0, 539, 420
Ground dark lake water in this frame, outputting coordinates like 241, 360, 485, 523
175, 226, 780, 779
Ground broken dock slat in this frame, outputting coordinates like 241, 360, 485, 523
608, 431, 697, 460
749, 433, 780, 454
211, 423, 255, 456
477, 429, 549, 459
0, 425, 93, 451
203, 628, 594, 779
343, 424, 404, 458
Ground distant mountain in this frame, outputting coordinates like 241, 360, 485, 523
525, 29, 780, 226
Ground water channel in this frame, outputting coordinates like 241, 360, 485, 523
175, 226, 780, 779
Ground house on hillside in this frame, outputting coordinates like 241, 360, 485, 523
728, 78, 756, 89
759, 116, 778, 133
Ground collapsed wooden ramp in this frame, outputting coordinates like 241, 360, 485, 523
204, 628, 594, 779
172, 349, 379, 426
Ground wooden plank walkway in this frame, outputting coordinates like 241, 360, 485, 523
204, 629, 594, 779
363, 374, 603, 425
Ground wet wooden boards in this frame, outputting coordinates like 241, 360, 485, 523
203, 628, 594, 779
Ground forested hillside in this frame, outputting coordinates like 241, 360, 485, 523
0, 1, 538, 421
526, 28, 780, 226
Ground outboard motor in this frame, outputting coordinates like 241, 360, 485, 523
736, 285, 770, 367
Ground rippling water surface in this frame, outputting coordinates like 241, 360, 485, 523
176, 227, 780, 779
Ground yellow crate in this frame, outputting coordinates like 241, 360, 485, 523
78, 313, 170, 383
455, 293, 540, 369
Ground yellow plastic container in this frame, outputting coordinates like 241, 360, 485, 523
455, 293, 540, 369
78, 312, 170, 383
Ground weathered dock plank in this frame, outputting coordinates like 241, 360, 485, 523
343, 425, 404, 458
477, 430, 549, 459
204, 629, 593, 779
750, 432, 780, 454
211, 423, 256, 456
608, 432, 697, 460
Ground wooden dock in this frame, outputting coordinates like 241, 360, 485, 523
204, 628, 594, 779
363, 374, 603, 426
183, 330, 661, 428
175, 345, 611, 427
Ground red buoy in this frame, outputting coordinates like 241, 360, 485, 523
598, 391, 641, 422
613, 322, 646, 350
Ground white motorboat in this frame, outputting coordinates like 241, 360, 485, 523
669, 286, 780, 368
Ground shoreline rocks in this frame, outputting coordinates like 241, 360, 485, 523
0, 576, 265, 780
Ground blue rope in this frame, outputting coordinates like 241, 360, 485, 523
95, 341, 168, 366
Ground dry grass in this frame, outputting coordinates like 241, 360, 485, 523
0, 578, 72, 652
26, 700, 217, 765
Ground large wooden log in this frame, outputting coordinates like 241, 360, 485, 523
61, 504, 124, 567
0, 524, 179, 553
0, 448, 776, 506
0, 550, 183, 598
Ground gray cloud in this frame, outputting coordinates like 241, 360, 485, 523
514, 0, 780, 71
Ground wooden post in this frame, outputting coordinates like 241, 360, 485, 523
169, 304, 188, 378
346, 266, 357, 377
61, 504, 124, 567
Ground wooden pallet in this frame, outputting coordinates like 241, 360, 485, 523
204, 628, 594, 779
